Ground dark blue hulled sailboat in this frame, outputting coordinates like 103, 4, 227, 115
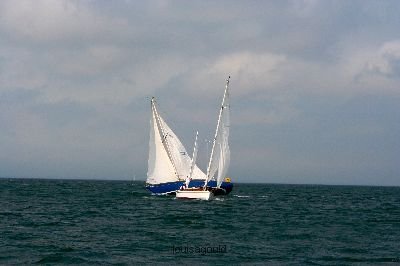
146, 77, 233, 196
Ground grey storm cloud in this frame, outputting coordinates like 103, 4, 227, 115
0, 0, 399, 185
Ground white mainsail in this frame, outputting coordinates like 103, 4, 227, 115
147, 98, 206, 185
205, 76, 231, 188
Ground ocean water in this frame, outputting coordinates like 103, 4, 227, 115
0, 179, 399, 265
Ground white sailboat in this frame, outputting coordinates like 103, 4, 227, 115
176, 130, 214, 200
176, 76, 231, 200
205, 76, 231, 190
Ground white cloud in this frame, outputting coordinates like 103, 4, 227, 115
209, 52, 287, 93
175, 51, 287, 101
0, 1, 399, 184
338, 40, 400, 96
0, 0, 127, 43
366, 40, 400, 76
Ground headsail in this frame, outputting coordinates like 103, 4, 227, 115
205, 76, 231, 188
147, 98, 177, 184
147, 98, 206, 185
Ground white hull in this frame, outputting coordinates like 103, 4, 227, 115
176, 190, 213, 200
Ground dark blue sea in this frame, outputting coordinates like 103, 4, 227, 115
1, 178, 399, 265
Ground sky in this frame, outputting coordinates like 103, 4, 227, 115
0, 0, 399, 186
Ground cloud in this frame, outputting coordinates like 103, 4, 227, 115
0, 1, 399, 184
335, 40, 400, 96
365, 40, 400, 77
2, 0, 397, 108
0, 0, 128, 43
174, 51, 286, 99
210, 52, 287, 93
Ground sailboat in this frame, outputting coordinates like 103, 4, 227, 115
175, 130, 215, 200
176, 76, 231, 200
145, 77, 233, 196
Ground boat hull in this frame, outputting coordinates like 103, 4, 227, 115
176, 190, 213, 200
146, 179, 233, 195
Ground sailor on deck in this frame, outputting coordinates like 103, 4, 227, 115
185, 176, 192, 189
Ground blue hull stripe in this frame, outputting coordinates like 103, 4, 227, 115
146, 179, 233, 195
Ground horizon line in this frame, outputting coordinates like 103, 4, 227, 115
1, 176, 399, 188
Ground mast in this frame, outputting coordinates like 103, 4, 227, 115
151, 97, 179, 180
204, 76, 230, 189
189, 131, 199, 179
